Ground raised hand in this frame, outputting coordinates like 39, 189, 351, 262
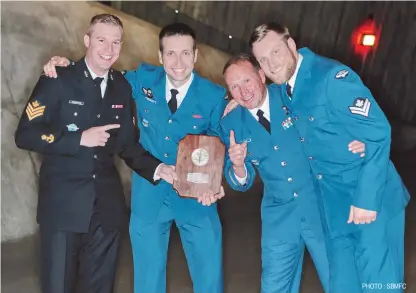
80, 124, 120, 147
228, 130, 247, 168
43, 56, 70, 78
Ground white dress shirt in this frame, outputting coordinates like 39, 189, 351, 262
165, 72, 194, 108
84, 59, 108, 98
153, 72, 195, 181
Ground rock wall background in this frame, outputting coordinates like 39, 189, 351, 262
1, 1, 230, 242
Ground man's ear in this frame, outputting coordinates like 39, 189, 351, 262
158, 50, 163, 65
84, 35, 90, 48
193, 48, 198, 63
287, 37, 297, 54
259, 68, 266, 84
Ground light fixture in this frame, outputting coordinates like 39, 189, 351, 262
361, 34, 376, 46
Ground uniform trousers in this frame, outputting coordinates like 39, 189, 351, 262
39, 203, 121, 293
327, 210, 405, 293
261, 216, 330, 293
129, 194, 223, 293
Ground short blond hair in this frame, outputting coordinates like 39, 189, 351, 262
249, 22, 290, 48
87, 14, 123, 36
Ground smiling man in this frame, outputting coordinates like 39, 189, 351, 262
220, 53, 368, 293
248, 22, 410, 293
15, 14, 176, 293
42, 22, 227, 293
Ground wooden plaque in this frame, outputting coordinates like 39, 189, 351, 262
174, 134, 225, 198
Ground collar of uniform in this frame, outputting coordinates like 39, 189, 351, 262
287, 53, 303, 91
165, 72, 194, 105
248, 88, 271, 121
84, 58, 109, 83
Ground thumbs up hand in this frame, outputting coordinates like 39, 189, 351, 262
228, 130, 247, 168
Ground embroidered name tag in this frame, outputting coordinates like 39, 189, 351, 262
69, 100, 84, 105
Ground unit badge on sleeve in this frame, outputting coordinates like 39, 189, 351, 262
349, 98, 371, 117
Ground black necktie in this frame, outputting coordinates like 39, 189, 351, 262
168, 89, 179, 114
94, 77, 104, 86
286, 83, 292, 98
257, 109, 271, 133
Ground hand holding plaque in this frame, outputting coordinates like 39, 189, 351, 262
174, 134, 225, 198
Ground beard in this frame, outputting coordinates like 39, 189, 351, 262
270, 51, 297, 85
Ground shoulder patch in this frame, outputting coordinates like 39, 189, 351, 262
26, 100, 46, 121
349, 98, 371, 117
335, 69, 349, 79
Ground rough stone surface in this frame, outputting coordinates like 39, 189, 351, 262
1, 1, 230, 242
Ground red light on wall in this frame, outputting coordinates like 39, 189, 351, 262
361, 34, 376, 46
352, 15, 380, 62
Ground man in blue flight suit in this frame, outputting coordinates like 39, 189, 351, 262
248, 22, 410, 292
42, 23, 227, 293
219, 53, 366, 293
124, 23, 227, 293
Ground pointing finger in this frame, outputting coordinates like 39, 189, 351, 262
102, 124, 121, 131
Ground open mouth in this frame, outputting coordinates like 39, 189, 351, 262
172, 69, 186, 74
99, 54, 112, 60
243, 94, 253, 102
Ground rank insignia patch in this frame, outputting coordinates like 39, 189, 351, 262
335, 69, 349, 79
26, 100, 46, 121
66, 123, 79, 132
349, 98, 371, 117
41, 134, 54, 143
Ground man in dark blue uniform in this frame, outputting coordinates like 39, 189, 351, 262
15, 14, 175, 293
248, 22, 410, 293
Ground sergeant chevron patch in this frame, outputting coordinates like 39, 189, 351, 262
26, 100, 46, 121
349, 98, 371, 117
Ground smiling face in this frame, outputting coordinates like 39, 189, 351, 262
252, 30, 298, 85
158, 34, 198, 88
84, 22, 123, 76
224, 61, 267, 110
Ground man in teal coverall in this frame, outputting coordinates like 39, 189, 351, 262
248, 22, 410, 292
220, 53, 367, 293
